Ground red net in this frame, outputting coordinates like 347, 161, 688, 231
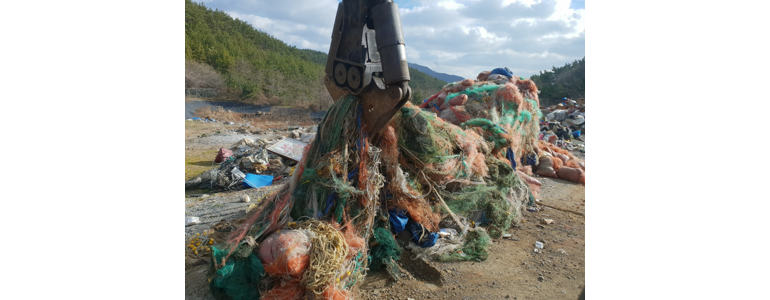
258, 230, 311, 277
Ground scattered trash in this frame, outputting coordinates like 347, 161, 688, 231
541, 219, 554, 225
439, 228, 458, 238
233, 145, 252, 156
243, 174, 274, 188
267, 138, 307, 161
185, 217, 200, 226
533, 248, 540, 253
572, 130, 581, 138
231, 168, 246, 179
535, 241, 544, 249
231, 138, 259, 149
558, 249, 568, 255
299, 132, 317, 143
242, 194, 250, 203
502, 233, 512, 239
214, 147, 233, 163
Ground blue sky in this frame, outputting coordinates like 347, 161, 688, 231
197, 0, 585, 79
569, 0, 584, 9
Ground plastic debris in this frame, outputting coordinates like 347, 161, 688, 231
185, 217, 200, 226
243, 174, 274, 188
267, 138, 308, 161
214, 147, 234, 163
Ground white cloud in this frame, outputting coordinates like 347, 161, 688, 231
397, 0, 584, 78
437, 0, 465, 10
199, 0, 584, 79
405, 45, 421, 60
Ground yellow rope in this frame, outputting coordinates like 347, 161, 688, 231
298, 220, 349, 296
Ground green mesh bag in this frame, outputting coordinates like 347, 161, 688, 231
369, 227, 402, 270
209, 246, 264, 300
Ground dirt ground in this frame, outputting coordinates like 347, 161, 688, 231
184, 109, 585, 300
356, 176, 585, 300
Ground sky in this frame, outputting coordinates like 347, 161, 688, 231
197, 0, 585, 79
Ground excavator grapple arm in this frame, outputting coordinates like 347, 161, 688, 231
324, 0, 411, 140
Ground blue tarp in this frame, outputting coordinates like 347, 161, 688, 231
572, 130, 581, 138
389, 209, 438, 248
242, 174, 273, 188
406, 219, 438, 248
388, 210, 409, 234
490, 67, 513, 78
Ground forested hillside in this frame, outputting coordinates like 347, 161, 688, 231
530, 58, 585, 106
185, 0, 445, 108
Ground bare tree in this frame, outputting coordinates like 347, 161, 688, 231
185, 60, 226, 89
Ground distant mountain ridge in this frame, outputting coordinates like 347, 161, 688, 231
407, 62, 465, 83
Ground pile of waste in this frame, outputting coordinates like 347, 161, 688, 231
185, 127, 317, 191
419, 67, 541, 129
540, 97, 585, 142
539, 119, 584, 150
203, 69, 585, 300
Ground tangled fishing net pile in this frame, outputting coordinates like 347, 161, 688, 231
207, 72, 584, 300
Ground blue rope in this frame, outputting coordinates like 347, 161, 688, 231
319, 192, 337, 217
357, 104, 362, 130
